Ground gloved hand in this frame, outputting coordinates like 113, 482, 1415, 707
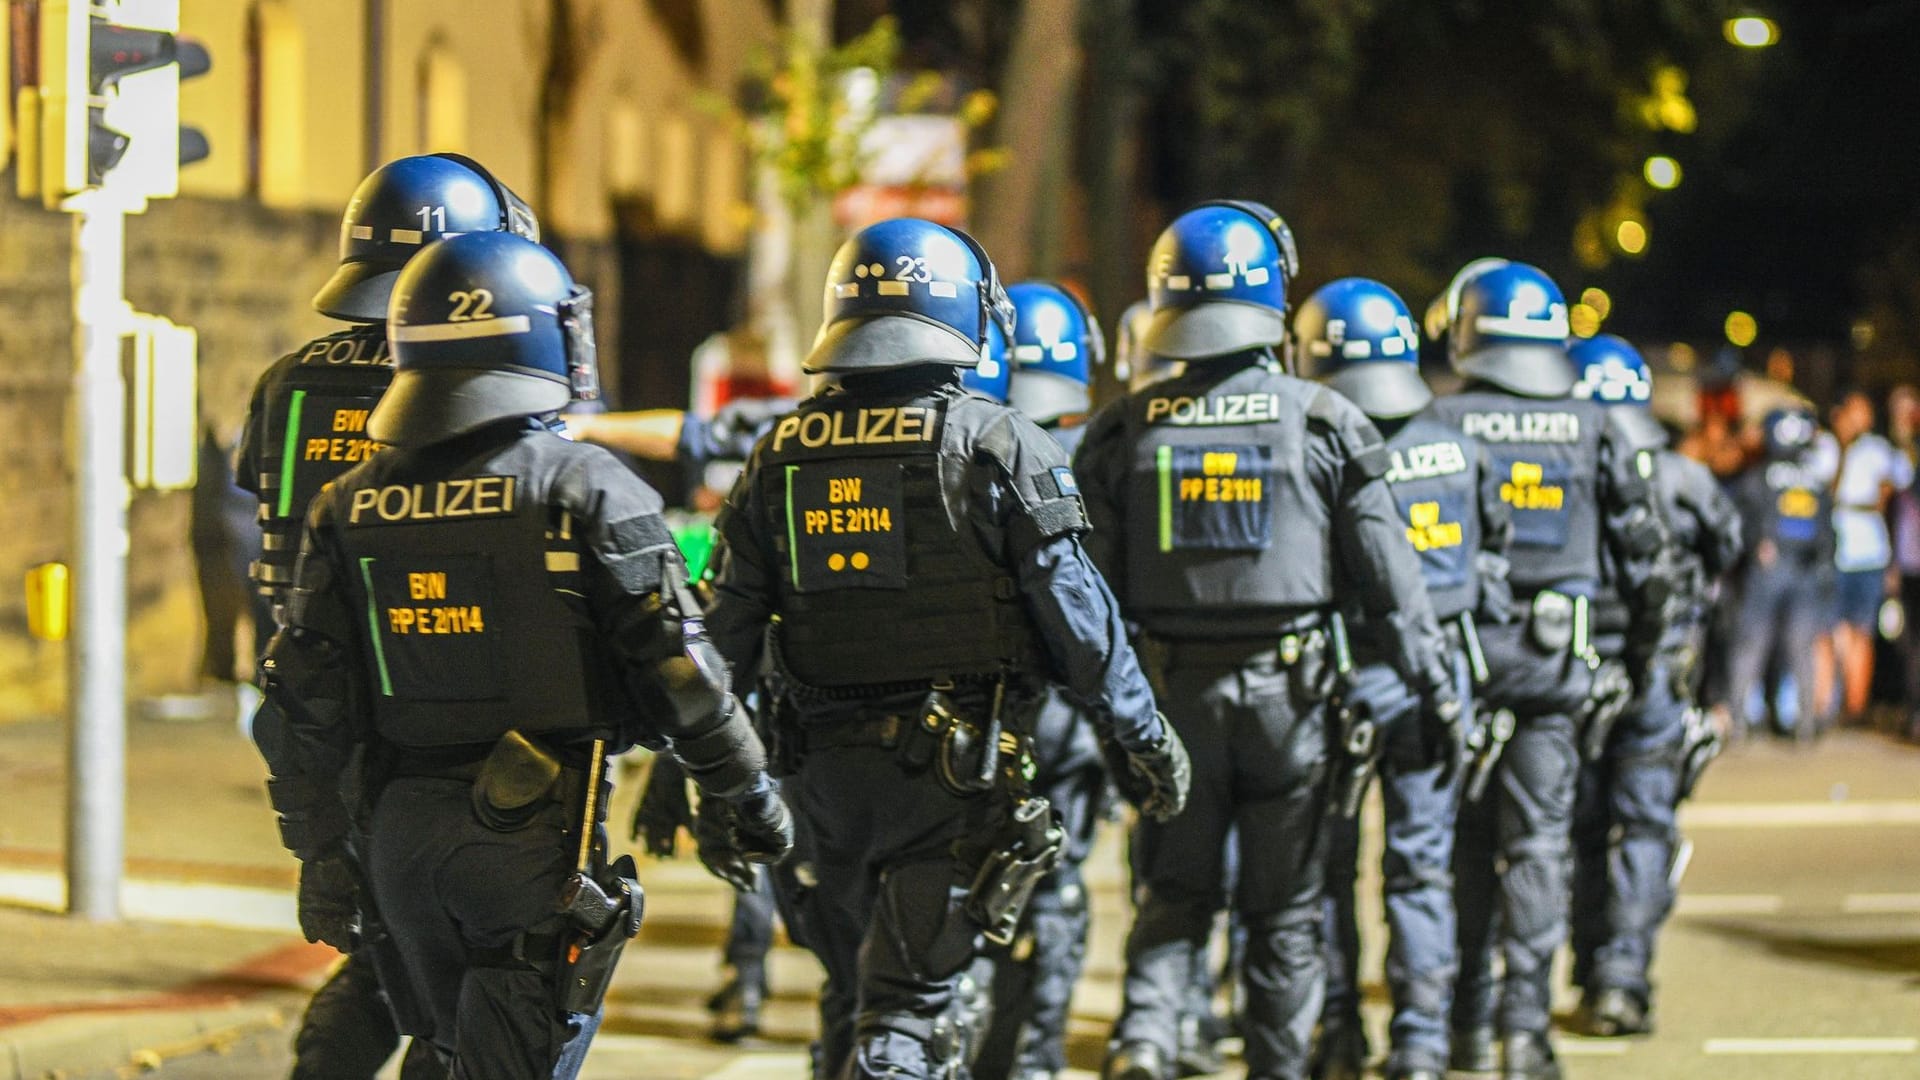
297, 849, 361, 951
1581, 660, 1635, 761
1107, 718, 1191, 823
726, 775, 794, 865
694, 800, 756, 892
631, 755, 693, 857
1423, 678, 1467, 787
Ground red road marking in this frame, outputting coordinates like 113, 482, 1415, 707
0, 940, 339, 1029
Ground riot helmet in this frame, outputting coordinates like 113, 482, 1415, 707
1762, 405, 1818, 462
314, 154, 540, 322
1006, 281, 1101, 424
1294, 277, 1429, 420
371, 232, 598, 447
803, 217, 1015, 375
1448, 261, 1576, 398
1113, 298, 1179, 390
959, 321, 1012, 402
1570, 334, 1655, 406
1143, 200, 1298, 360
1423, 256, 1509, 343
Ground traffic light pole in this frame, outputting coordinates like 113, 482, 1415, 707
66, 196, 129, 922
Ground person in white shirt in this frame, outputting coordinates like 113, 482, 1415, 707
1828, 389, 1914, 723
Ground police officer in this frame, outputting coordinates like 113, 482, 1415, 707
1295, 279, 1513, 1080
702, 217, 1189, 1080
236, 153, 540, 1080
1076, 204, 1459, 1080
262, 232, 793, 1079
973, 281, 1111, 1080
1566, 335, 1742, 1038
1113, 299, 1181, 392
1725, 406, 1834, 737
1427, 263, 1671, 1080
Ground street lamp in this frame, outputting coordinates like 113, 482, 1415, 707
1644, 155, 1682, 190
1725, 16, 1779, 48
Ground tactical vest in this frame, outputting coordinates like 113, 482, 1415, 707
1429, 390, 1604, 596
252, 325, 394, 604
1118, 362, 1335, 635
1757, 457, 1830, 565
754, 383, 1041, 691
1380, 414, 1483, 621
328, 428, 629, 747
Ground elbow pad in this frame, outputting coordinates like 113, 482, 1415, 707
671, 698, 767, 799
653, 631, 734, 740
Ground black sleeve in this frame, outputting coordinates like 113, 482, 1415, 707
1070, 401, 1131, 588
1597, 414, 1675, 644
705, 440, 781, 678
1314, 391, 1451, 692
558, 448, 768, 795
1689, 465, 1744, 580
233, 360, 282, 499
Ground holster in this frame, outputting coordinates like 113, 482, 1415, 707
1466, 708, 1517, 804
1330, 701, 1381, 820
965, 795, 1063, 946
558, 853, 645, 1015
470, 730, 563, 832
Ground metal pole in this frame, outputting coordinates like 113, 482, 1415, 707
66, 198, 129, 922
363, 0, 385, 172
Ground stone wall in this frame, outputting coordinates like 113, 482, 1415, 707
0, 195, 625, 722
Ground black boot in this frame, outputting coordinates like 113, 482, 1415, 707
1173, 1012, 1224, 1077
1500, 1032, 1562, 1080
1105, 1040, 1172, 1080
1449, 1025, 1498, 1075
1575, 986, 1652, 1037
706, 970, 765, 1043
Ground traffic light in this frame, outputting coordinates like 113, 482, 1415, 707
25, 0, 209, 209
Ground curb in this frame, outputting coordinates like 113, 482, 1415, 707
1, 1002, 287, 1080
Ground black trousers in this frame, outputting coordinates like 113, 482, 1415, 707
1111, 647, 1330, 1080
366, 777, 598, 1080
795, 744, 993, 1079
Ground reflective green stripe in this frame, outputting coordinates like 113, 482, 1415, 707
357, 556, 393, 697
277, 390, 306, 519
1156, 445, 1173, 553
784, 464, 802, 589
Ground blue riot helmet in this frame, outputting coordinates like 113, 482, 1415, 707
959, 321, 1011, 402
804, 217, 1015, 375
1423, 257, 1509, 343
1143, 200, 1299, 360
371, 232, 599, 447
314, 154, 540, 322
1006, 281, 1101, 424
1570, 334, 1654, 406
1448, 261, 1576, 398
1762, 405, 1818, 462
1570, 333, 1668, 446
1294, 278, 1428, 420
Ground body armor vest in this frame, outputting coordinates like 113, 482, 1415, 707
754, 383, 1041, 691
1756, 457, 1831, 566
252, 325, 393, 604
1118, 361, 1335, 637
1380, 414, 1484, 622
328, 427, 629, 747
1429, 390, 1605, 597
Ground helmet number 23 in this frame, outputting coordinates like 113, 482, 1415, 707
894, 256, 932, 282
447, 289, 495, 321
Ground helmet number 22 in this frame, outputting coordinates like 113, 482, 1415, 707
447, 289, 495, 321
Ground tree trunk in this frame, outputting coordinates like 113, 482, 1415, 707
974, 0, 1084, 282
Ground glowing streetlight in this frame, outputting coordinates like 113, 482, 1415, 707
1725, 16, 1780, 48
1726, 310, 1758, 347
1615, 218, 1649, 256
1644, 156, 1682, 190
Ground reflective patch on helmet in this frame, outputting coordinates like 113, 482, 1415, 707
834, 282, 860, 299
1167, 275, 1192, 290
1053, 343, 1078, 361
389, 228, 425, 245
1205, 273, 1235, 290
877, 281, 911, 296
1245, 267, 1271, 287
929, 281, 958, 298
392, 315, 534, 342
350, 226, 375, 240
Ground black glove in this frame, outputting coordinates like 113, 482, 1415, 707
726, 775, 795, 864
631, 755, 694, 857
297, 849, 361, 951
694, 800, 756, 892
1107, 719, 1191, 823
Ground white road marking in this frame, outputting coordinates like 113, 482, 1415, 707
1704, 1037, 1919, 1055
701, 1053, 815, 1079
0, 868, 297, 932
1842, 893, 1920, 913
1673, 893, 1784, 915
1680, 800, 1920, 828
1554, 1039, 1632, 1056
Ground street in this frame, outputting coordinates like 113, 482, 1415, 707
1, 719, 1916, 1079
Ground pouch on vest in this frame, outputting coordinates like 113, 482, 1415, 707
899, 690, 955, 772
1529, 590, 1577, 654
470, 730, 561, 832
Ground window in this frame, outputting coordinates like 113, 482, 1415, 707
245, 0, 306, 205
605, 100, 648, 197
417, 39, 468, 154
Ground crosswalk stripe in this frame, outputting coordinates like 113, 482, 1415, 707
1704, 1037, 1920, 1055
1841, 892, 1920, 913
1672, 893, 1783, 915
1680, 801, 1920, 828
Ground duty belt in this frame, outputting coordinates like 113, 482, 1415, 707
1156, 625, 1326, 669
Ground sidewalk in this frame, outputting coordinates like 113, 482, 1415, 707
0, 716, 815, 1077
